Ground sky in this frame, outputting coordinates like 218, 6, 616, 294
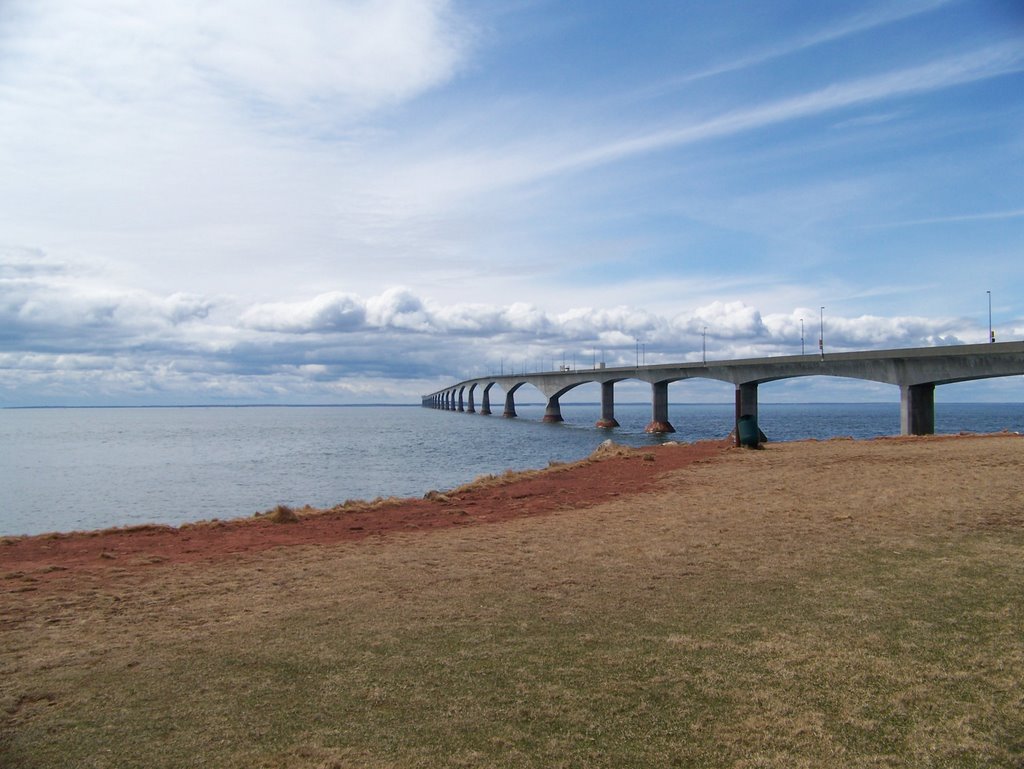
1, 0, 1023, 407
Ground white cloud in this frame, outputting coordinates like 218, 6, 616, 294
0, 0, 473, 302
365, 287, 431, 331
241, 292, 366, 333
195, 0, 466, 113
556, 306, 657, 338
685, 301, 768, 339
499, 302, 551, 336
0, 0, 467, 120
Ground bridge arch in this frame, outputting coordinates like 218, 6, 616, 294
537, 379, 598, 424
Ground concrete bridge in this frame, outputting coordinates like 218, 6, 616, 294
422, 341, 1024, 439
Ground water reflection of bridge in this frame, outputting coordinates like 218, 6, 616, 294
423, 342, 1024, 437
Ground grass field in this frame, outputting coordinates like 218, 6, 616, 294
2, 436, 1023, 768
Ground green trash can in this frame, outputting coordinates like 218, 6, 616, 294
737, 414, 760, 447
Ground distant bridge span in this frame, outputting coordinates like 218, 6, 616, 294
422, 341, 1024, 438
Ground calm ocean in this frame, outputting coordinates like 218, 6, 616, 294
2, 402, 1022, 536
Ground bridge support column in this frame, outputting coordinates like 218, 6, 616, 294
738, 382, 758, 421
480, 384, 493, 415
466, 385, 476, 414
900, 383, 935, 436
644, 381, 675, 434
503, 390, 517, 418
596, 381, 619, 428
735, 382, 760, 447
543, 395, 563, 423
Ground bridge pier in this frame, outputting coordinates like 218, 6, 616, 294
457, 387, 465, 412
503, 390, 517, 418
900, 383, 935, 436
644, 381, 676, 434
466, 384, 476, 414
480, 383, 493, 415
596, 381, 619, 428
543, 395, 563, 423
737, 382, 758, 421
735, 382, 758, 447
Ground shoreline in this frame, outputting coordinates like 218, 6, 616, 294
5, 404, 1023, 539
3, 432, 1021, 596
1, 439, 734, 589
4, 430, 1019, 542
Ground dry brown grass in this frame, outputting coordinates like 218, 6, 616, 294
262, 504, 300, 524
1, 435, 1022, 768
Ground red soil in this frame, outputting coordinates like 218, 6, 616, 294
1, 440, 731, 592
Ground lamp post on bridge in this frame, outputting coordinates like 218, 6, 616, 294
988, 290, 994, 343
702, 326, 707, 364
634, 338, 647, 367
819, 307, 825, 359
800, 318, 805, 355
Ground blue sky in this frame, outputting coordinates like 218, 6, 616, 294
1, 0, 1022, 406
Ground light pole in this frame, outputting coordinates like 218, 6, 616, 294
702, 326, 707, 364
819, 307, 825, 358
800, 318, 805, 355
987, 290, 994, 343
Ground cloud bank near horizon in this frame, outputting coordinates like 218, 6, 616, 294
3, 248, 1012, 406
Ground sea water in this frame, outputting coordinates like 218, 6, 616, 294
2, 402, 1022, 536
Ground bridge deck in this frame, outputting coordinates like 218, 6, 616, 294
424, 342, 1024, 437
